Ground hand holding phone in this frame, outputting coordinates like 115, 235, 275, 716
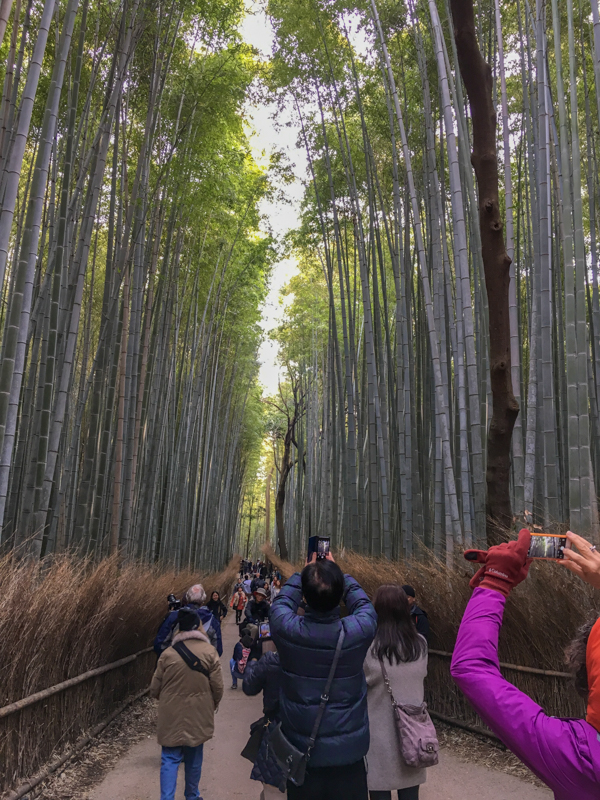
561, 531, 600, 589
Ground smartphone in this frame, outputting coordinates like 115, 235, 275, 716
527, 533, 570, 560
308, 536, 330, 561
259, 621, 271, 638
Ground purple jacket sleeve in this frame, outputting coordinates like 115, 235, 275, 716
451, 587, 600, 799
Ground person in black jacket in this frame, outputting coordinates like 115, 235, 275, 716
244, 588, 270, 626
401, 585, 430, 642
243, 642, 285, 799
207, 591, 228, 622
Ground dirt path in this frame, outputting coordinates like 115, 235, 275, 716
90, 616, 552, 800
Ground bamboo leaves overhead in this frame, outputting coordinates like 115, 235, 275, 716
0, 0, 274, 566
265, 0, 600, 561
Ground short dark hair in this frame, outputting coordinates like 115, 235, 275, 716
301, 560, 344, 613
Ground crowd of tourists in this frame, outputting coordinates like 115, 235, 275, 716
150, 530, 600, 800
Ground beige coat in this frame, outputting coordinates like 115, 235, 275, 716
364, 645, 428, 790
150, 629, 224, 747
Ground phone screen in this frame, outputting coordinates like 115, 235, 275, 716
527, 534, 568, 560
317, 538, 330, 558
259, 622, 271, 638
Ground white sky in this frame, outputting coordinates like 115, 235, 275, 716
240, 2, 305, 396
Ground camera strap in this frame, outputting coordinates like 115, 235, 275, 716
305, 626, 346, 758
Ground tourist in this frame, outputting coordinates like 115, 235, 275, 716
232, 586, 247, 624
230, 633, 254, 689
243, 574, 253, 595
270, 577, 282, 602
364, 585, 430, 800
244, 587, 270, 627
451, 528, 600, 799
251, 573, 266, 593
207, 591, 228, 622
242, 638, 285, 798
270, 552, 377, 800
401, 585, 430, 642
150, 608, 223, 800
154, 584, 223, 656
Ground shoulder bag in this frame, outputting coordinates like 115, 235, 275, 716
379, 658, 439, 768
173, 641, 210, 678
241, 715, 270, 762
267, 627, 346, 787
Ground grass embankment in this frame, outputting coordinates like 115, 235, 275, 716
266, 545, 599, 729
0, 555, 239, 794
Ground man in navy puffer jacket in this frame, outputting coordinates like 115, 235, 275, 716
270, 553, 377, 800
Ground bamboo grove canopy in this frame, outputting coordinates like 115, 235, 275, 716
254, 0, 600, 565
0, 0, 275, 568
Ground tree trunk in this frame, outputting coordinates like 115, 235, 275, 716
449, 0, 519, 542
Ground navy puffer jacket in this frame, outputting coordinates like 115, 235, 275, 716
270, 572, 377, 768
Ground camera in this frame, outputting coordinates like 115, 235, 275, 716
167, 593, 182, 611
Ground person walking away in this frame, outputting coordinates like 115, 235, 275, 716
243, 638, 286, 799
230, 633, 254, 689
207, 591, 228, 622
270, 577, 282, 602
364, 585, 430, 800
451, 528, 600, 800
150, 608, 224, 800
400, 586, 429, 643
154, 584, 223, 656
243, 574, 253, 595
251, 573, 266, 593
270, 552, 377, 800
232, 587, 247, 624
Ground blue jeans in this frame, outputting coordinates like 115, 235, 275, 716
160, 744, 204, 800
230, 658, 244, 687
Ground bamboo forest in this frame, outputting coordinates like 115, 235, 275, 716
1, 0, 600, 570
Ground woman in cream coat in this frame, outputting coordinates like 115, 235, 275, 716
364, 585, 429, 800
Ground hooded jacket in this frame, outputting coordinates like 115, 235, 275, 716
270, 571, 377, 768
451, 587, 600, 800
154, 603, 223, 656
150, 629, 224, 747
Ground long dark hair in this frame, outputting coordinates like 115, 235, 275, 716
371, 584, 427, 665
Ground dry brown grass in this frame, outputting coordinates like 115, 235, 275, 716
265, 544, 600, 729
0, 554, 239, 794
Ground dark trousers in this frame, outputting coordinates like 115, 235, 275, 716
235, 609, 243, 624
370, 789, 420, 800
287, 759, 368, 800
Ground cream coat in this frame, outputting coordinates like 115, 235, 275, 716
363, 644, 428, 791
150, 629, 224, 747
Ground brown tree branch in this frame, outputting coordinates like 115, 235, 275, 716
449, 0, 520, 543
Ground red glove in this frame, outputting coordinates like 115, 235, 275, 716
463, 529, 533, 597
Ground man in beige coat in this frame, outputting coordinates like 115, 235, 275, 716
150, 608, 224, 800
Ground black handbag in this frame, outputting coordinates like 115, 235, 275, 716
241, 715, 269, 762
267, 627, 346, 787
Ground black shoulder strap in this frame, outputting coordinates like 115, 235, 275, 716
306, 627, 346, 758
173, 641, 210, 678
